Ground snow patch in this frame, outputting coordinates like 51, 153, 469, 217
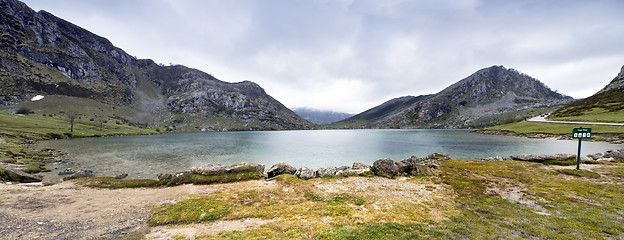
31, 95, 44, 101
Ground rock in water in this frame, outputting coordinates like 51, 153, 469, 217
267, 162, 297, 178
295, 167, 315, 180
372, 158, 399, 178
62, 170, 94, 181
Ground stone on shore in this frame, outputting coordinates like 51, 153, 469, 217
0, 167, 42, 183
372, 158, 399, 178
62, 170, 94, 181
191, 162, 265, 176
58, 168, 75, 176
267, 162, 297, 178
399, 156, 441, 176
315, 167, 337, 178
295, 167, 315, 180
114, 173, 128, 179
510, 154, 575, 162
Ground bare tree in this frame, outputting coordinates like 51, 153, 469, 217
68, 111, 79, 133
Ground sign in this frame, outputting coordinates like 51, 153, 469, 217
572, 127, 592, 139
573, 127, 591, 170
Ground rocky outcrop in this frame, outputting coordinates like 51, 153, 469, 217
0, 0, 310, 130
266, 162, 297, 178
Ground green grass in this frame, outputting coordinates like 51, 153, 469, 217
557, 169, 601, 178
156, 161, 624, 239
480, 120, 624, 135
70, 177, 161, 189
551, 108, 624, 123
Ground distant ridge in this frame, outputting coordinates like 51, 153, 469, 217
292, 108, 354, 124
339, 65, 573, 129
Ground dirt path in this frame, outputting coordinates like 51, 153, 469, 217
0, 180, 276, 239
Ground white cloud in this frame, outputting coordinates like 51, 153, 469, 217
21, 0, 624, 113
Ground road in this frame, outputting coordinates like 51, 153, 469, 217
527, 115, 624, 126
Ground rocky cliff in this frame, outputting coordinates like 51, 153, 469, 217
341, 66, 573, 128
0, 0, 309, 130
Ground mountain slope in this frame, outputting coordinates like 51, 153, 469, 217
0, 0, 309, 130
292, 108, 354, 124
341, 66, 573, 129
550, 65, 624, 122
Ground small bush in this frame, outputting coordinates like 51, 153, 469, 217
15, 107, 31, 115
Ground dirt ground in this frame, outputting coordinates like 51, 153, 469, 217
0, 180, 277, 239
0, 175, 454, 239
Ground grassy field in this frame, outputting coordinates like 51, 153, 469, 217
480, 120, 624, 137
144, 160, 624, 239
550, 108, 624, 123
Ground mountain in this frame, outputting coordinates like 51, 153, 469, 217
292, 108, 354, 124
340, 65, 573, 129
0, 0, 310, 131
551, 65, 624, 119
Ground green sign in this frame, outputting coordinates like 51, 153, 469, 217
572, 127, 592, 139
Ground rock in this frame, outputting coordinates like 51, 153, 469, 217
0, 138, 6, 144
62, 170, 94, 181
586, 153, 603, 160
157, 173, 172, 181
114, 173, 128, 179
191, 162, 265, 176
426, 153, 450, 160
352, 163, 369, 170
510, 153, 575, 162
295, 167, 315, 180
372, 158, 399, 178
170, 171, 193, 185
316, 166, 337, 178
481, 156, 510, 161
0, 167, 42, 183
58, 168, 75, 176
603, 149, 624, 160
336, 166, 353, 176
266, 162, 297, 178
399, 156, 441, 176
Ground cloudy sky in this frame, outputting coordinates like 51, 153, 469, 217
22, 0, 624, 113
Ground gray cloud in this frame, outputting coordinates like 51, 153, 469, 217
22, 0, 624, 113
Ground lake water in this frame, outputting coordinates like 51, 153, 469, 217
36, 129, 623, 180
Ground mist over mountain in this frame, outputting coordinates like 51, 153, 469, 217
292, 108, 354, 124
0, 0, 310, 131
340, 65, 574, 129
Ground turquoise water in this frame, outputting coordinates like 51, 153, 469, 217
36, 129, 623, 180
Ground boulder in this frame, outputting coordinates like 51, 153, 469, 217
266, 162, 297, 178
603, 150, 624, 160
316, 166, 337, 178
58, 168, 75, 175
115, 173, 128, 179
481, 156, 510, 161
399, 156, 441, 176
157, 173, 172, 181
62, 170, 94, 181
352, 162, 370, 170
191, 162, 265, 176
169, 171, 193, 185
295, 167, 315, 180
0, 167, 42, 183
372, 158, 399, 178
336, 166, 353, 176
510, 153, 575, 162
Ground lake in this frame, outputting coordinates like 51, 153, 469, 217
36, 129, 623, 180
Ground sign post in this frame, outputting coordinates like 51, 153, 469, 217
572, 127, 592, 170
